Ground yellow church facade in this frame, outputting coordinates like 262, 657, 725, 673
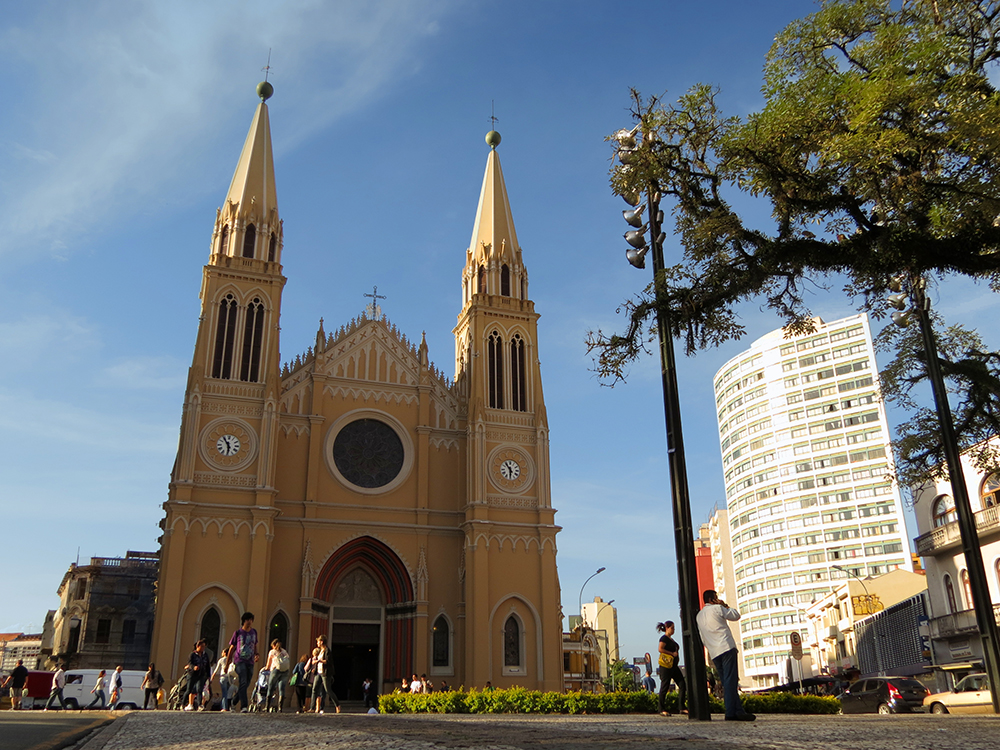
150, 84, 563, 698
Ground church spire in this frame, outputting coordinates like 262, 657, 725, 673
462, 130, 527, 303
212, 82, 282, 264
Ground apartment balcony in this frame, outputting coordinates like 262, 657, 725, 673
928, 604, 1000, 639
914, 505, 1000, 556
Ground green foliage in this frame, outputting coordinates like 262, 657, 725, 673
377, 687, 832, 715
588, 0, 1000, 482
602, 661, 641, 693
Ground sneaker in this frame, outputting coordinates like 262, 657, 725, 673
183, 705, 194, 712
318, 710, 324, 714
241, 708, 249, 713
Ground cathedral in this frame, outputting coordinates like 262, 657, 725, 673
149, 82, 564, 698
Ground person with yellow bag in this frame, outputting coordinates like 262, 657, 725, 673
656, 621, 686, 717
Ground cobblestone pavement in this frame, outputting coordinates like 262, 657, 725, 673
78, 711, 1000, 750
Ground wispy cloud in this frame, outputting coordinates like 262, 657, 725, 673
103, 356, 187, 391
0, 0, 457, 261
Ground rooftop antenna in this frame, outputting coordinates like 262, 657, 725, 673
76, 547, 80, 566
364, 286, 386, 318
490, 100, 499, 130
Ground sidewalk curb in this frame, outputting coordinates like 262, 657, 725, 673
72, 713, 128, 750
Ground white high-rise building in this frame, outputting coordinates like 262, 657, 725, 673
713, 313, 912, 688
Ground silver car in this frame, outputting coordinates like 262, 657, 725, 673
924, 673, 992, 714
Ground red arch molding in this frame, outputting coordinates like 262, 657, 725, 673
312, 536, 414, 686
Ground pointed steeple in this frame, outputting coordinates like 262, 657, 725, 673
468, 130, 521, 267
211, 82, 282, 264
462, 130, 528, 304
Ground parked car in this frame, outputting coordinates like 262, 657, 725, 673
838, 677, 930, 714
924, 673, 992, 714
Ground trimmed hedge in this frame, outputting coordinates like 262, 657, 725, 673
378, 687, 839, 715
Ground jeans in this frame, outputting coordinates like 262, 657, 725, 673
266, 669, 287, 710
712, 647, 746, 718
235, 662, 252, 710
45, 687, 66, 710
657, 665, 686, 713
85, 690, 106, 710
220, 676, 231, 710
143, 688, 157, 709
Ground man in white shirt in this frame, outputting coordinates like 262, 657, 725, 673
695, 590, 755, 722
43, 665, 67, 711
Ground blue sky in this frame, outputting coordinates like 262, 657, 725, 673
2, 1, 998, 670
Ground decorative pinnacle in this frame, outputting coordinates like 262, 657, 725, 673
486, 130, 501, 149
257, 80, 273, 102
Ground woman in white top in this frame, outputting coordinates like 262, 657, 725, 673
211, 652, 232, 712
264, 639, 290, 712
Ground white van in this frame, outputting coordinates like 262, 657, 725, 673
63, 669, 149, 710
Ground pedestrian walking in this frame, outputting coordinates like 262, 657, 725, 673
264, 639, 290, 712
226, 612, 259, 712
641, 670, 656, 694
656, 620, 686, 716
212, 652, 232, 712
696, 590, 754, 721
362, 677, 376, 710
290, 654, 309, 713
43, 664, 67, 711
2, 660, 28, 710
109, 666, 124, 709
141, 663, 161, 709
311, 635, 339, 713
84, 670, 107, 710
185, 640, 211, 711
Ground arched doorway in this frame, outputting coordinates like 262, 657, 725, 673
313, 536, 414, 699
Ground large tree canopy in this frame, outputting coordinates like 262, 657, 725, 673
589, 0, 1000, 483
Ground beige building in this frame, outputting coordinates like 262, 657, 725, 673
150, 84, 563, 698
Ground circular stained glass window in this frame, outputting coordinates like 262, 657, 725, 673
332, 418, 405, 489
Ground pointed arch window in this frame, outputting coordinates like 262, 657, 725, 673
219, 225, 230, 255
960, 569, 973, 611
243, 224, 256, 258
432, 615, 450, 668
268, 232, 277, 262
240, 297, 266, 382
504, 615, 521, 668
212, 294, 238, 379
477, 265, 486, 294
199, 607, 221, 662
944, 573, 958, 614
500, 264, 511, 297
488, 330, 504, 409
268, 611, 289, 652
520, 276, 526, 299
510, 333, 527, 412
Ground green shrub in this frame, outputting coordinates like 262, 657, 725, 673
377, 687, 835, 715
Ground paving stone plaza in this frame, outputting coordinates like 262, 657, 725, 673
74, 712, 1000, 750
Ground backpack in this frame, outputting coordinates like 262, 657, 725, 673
276, 651, 291, 672
156, 671, 164, 687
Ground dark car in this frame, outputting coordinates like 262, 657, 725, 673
838, 677, 930, 714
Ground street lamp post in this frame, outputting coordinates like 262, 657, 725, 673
615, 125, 710, 721
596, 599, 616, 691
578, 567, 605, 692
888, 275, 1000, 713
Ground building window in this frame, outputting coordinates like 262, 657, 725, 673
212, 294, 238, 379
944, 574, 958, 614
982, 472, 1000, 508
503, 616, 521, 668
95, 619, 111, 645
500, 264, 511, 296
932, 495, 957, 527
477, 265, 486, 294
74, 579, 87, 600
510, 334, 527, 412
240, 298, 266, 382
268, 232, 277, 262
219, 225, 229, 255
122, 619, 136, 645
242, 223, 256, 258
961, 569, 973, 610
268, 611, 289, 652
488, 330, 504, 409
432, 616, 450, 668
200, 608, 221, 661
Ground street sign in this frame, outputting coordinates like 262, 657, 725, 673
790, 631, 803, 660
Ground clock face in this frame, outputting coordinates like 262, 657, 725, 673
490, 448, 532, 493
200, 419, 256, 471
499, 459, 520, 480
216, 434, 241, 457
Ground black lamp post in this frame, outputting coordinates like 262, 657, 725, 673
889, 274, 1000, 713
616, 127, 711, 721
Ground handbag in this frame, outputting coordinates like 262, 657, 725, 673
658, 652, 675, 669
276, 651, 291, 672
